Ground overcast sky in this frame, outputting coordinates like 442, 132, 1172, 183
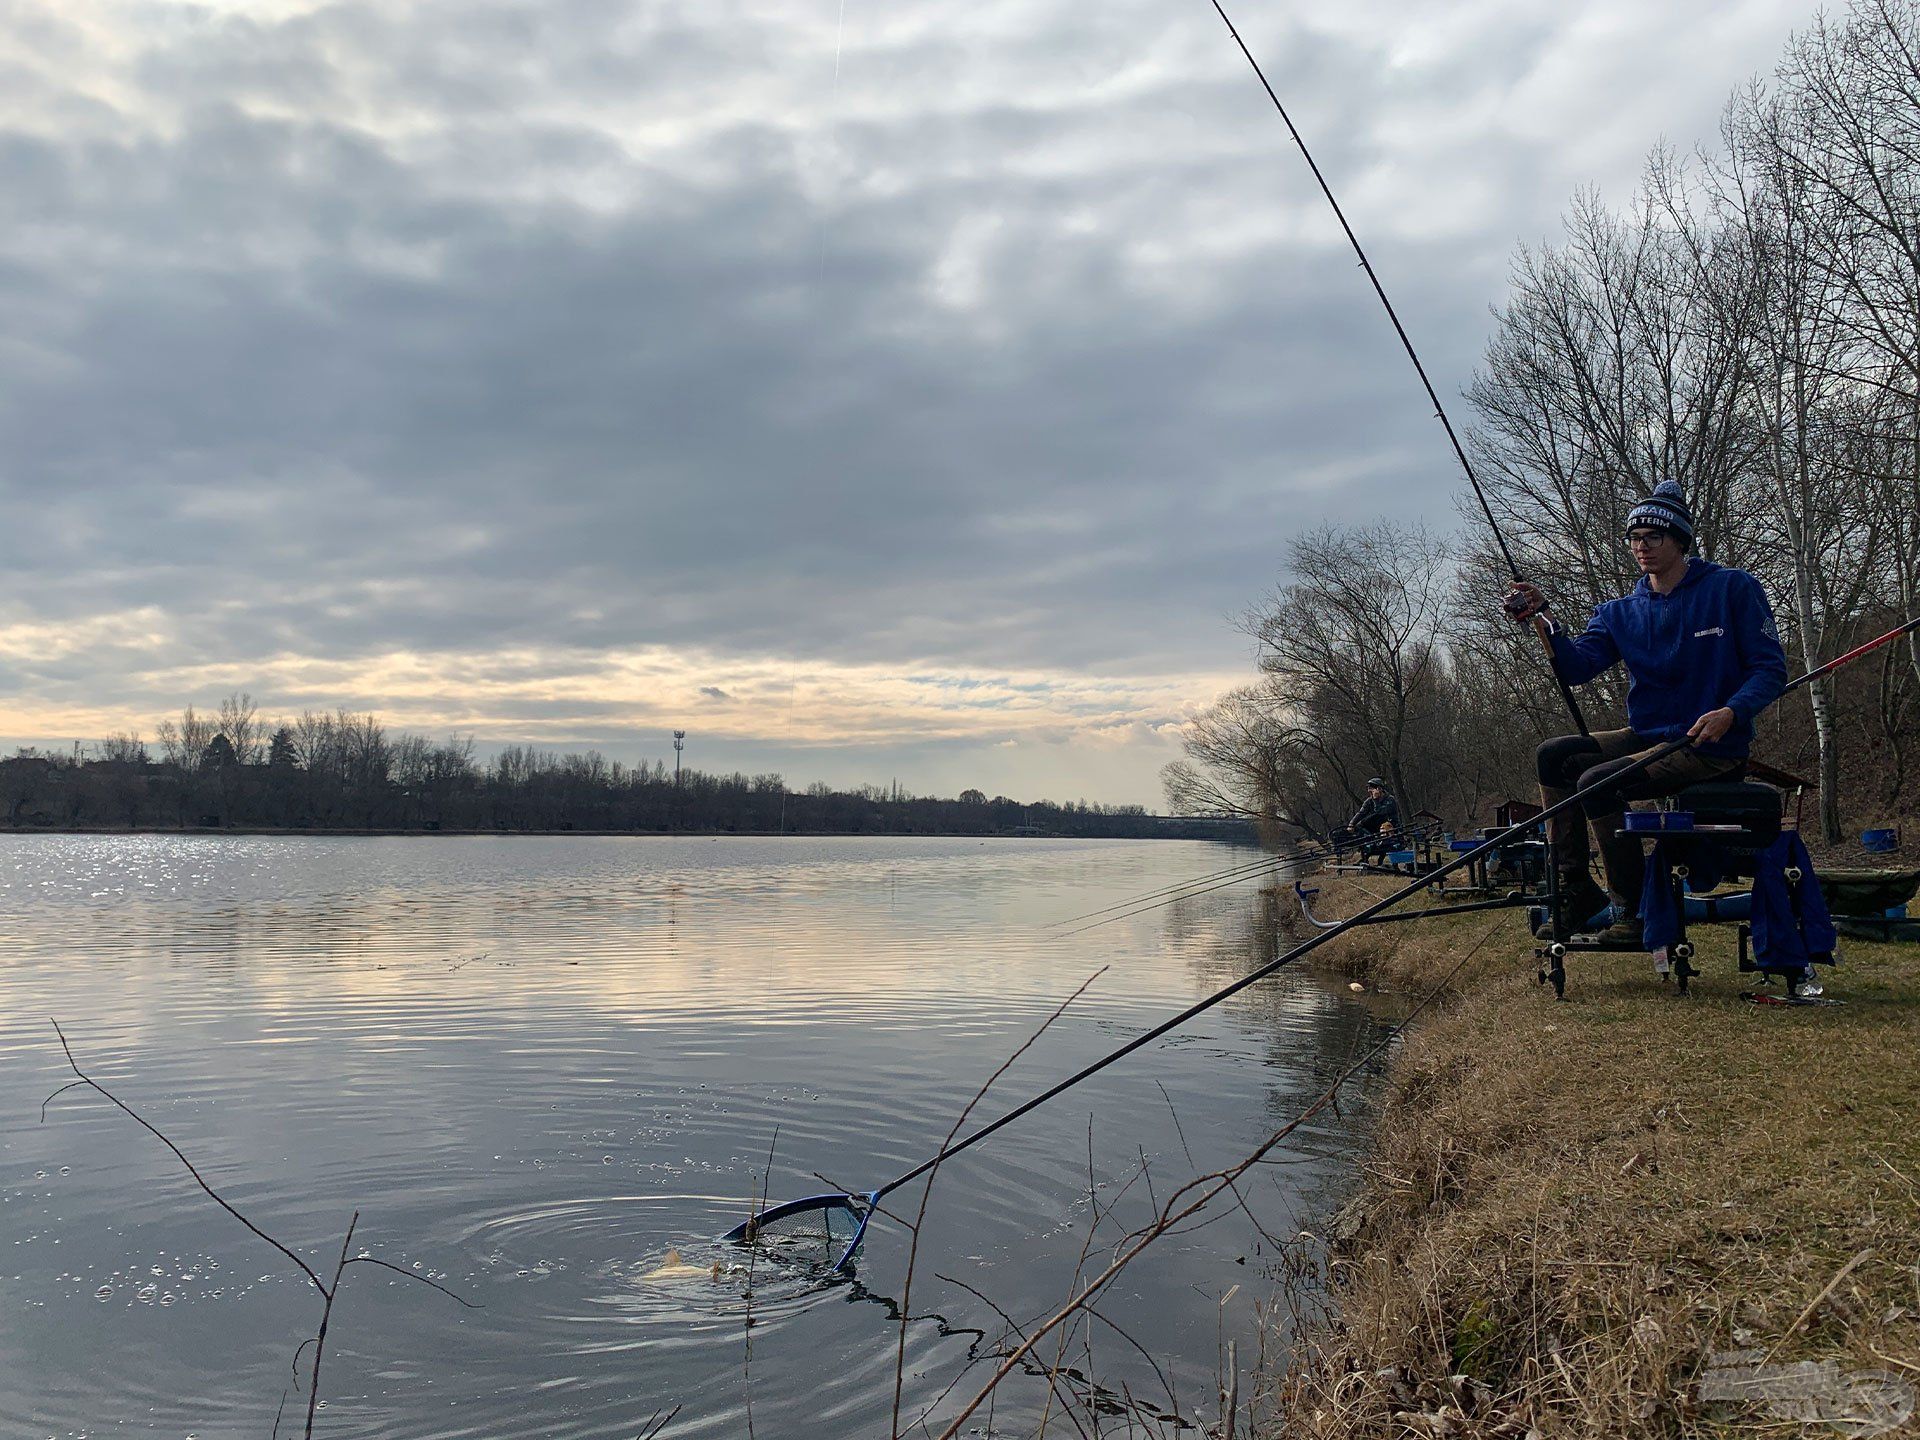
0, 0, 1820, 805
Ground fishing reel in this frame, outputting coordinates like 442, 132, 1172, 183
1501, 588, 1550, 622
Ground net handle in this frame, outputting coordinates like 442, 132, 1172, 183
734, 613, 1919, 1262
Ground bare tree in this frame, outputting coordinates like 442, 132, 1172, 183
1668, 102, 1878, 839
217, 691, 263, 766
1161, 684, 1313, 835
1246, 521, 1455, 816
156, 705, 217, 773
1772, 0, 1920, 691
98, 733, 148, 765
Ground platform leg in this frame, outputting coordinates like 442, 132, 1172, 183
1670, 865, 1692, 996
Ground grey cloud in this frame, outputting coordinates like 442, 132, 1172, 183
0, 0, 1819, 794
700, 686, 731, 701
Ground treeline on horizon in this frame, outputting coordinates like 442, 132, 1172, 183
1165, 0, 1920, 847
0, 694, 1194, 838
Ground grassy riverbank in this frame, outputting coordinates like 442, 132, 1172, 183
1278, 877, 1920, 1438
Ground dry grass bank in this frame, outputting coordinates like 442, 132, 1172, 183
1275, 875, 1920, 1439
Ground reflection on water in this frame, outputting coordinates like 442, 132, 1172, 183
0, 835, 1392, 1438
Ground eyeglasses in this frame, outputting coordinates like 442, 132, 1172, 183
1626, 530, 1671, 549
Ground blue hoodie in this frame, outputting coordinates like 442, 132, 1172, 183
1547, 558, 1788, 757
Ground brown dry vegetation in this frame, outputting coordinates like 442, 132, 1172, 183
1272, 877, 1920, 1439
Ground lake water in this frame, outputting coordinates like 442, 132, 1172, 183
0, 835, 1393, 1439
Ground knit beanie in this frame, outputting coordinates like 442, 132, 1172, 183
1625, 479, 1695, 551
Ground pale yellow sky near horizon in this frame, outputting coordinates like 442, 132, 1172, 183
0, 621, 1248, 803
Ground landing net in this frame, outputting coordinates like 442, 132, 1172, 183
724, 1191, 874, 1272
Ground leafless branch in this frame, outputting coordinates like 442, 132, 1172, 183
891, 969, 1107, 1438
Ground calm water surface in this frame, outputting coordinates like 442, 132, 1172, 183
0, 836, 1393, 1438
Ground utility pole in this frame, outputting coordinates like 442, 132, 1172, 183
673, 731, 686, 787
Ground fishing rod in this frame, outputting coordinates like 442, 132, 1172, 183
1797, 612, 1920, 684
1053, 822, 1443, 937
1206, 0, 1591, 738
725, 616, 1918, 1271
1053, 810, 1455, 932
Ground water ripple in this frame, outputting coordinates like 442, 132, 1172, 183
0, 835, 1388, 1439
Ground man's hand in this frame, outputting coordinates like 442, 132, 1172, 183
1688, 707, 1736, 746
1503, 581, 1547, 623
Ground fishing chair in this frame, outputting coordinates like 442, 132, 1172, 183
1536, 778, 1786, 998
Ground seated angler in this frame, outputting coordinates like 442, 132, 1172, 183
1344, 777, 1399, 859
1506, 480, 1788, 944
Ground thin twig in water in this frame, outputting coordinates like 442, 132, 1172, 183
933, 1273, 1095, 1439
292, 1337, 317, 1390
891, 969, 1107, 1439
303, 1215, 361, 1438
344, 1254, 478, 1308
43, 1019, 478, 1438
1221, 1337, 1238, 1440
1156, 1080, 1284, 1249
1038, 1116, 1107, 1440
39, 1080, 88, 1122
47, 1020, 326, 1294
745, 1125, 779, 1440
1083, 1308, 1183, 1426
634, 1402, 683, 1439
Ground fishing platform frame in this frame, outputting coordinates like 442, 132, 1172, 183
1531, 777, 1821, 998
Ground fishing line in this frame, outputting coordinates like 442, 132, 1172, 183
1046, 843, 1330, 928
1052, 851, 1326, 937
1204, 0, 1590, 736
1050, 818, 1448, 934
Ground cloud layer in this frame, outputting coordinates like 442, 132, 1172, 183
0, 0, 1816, 801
